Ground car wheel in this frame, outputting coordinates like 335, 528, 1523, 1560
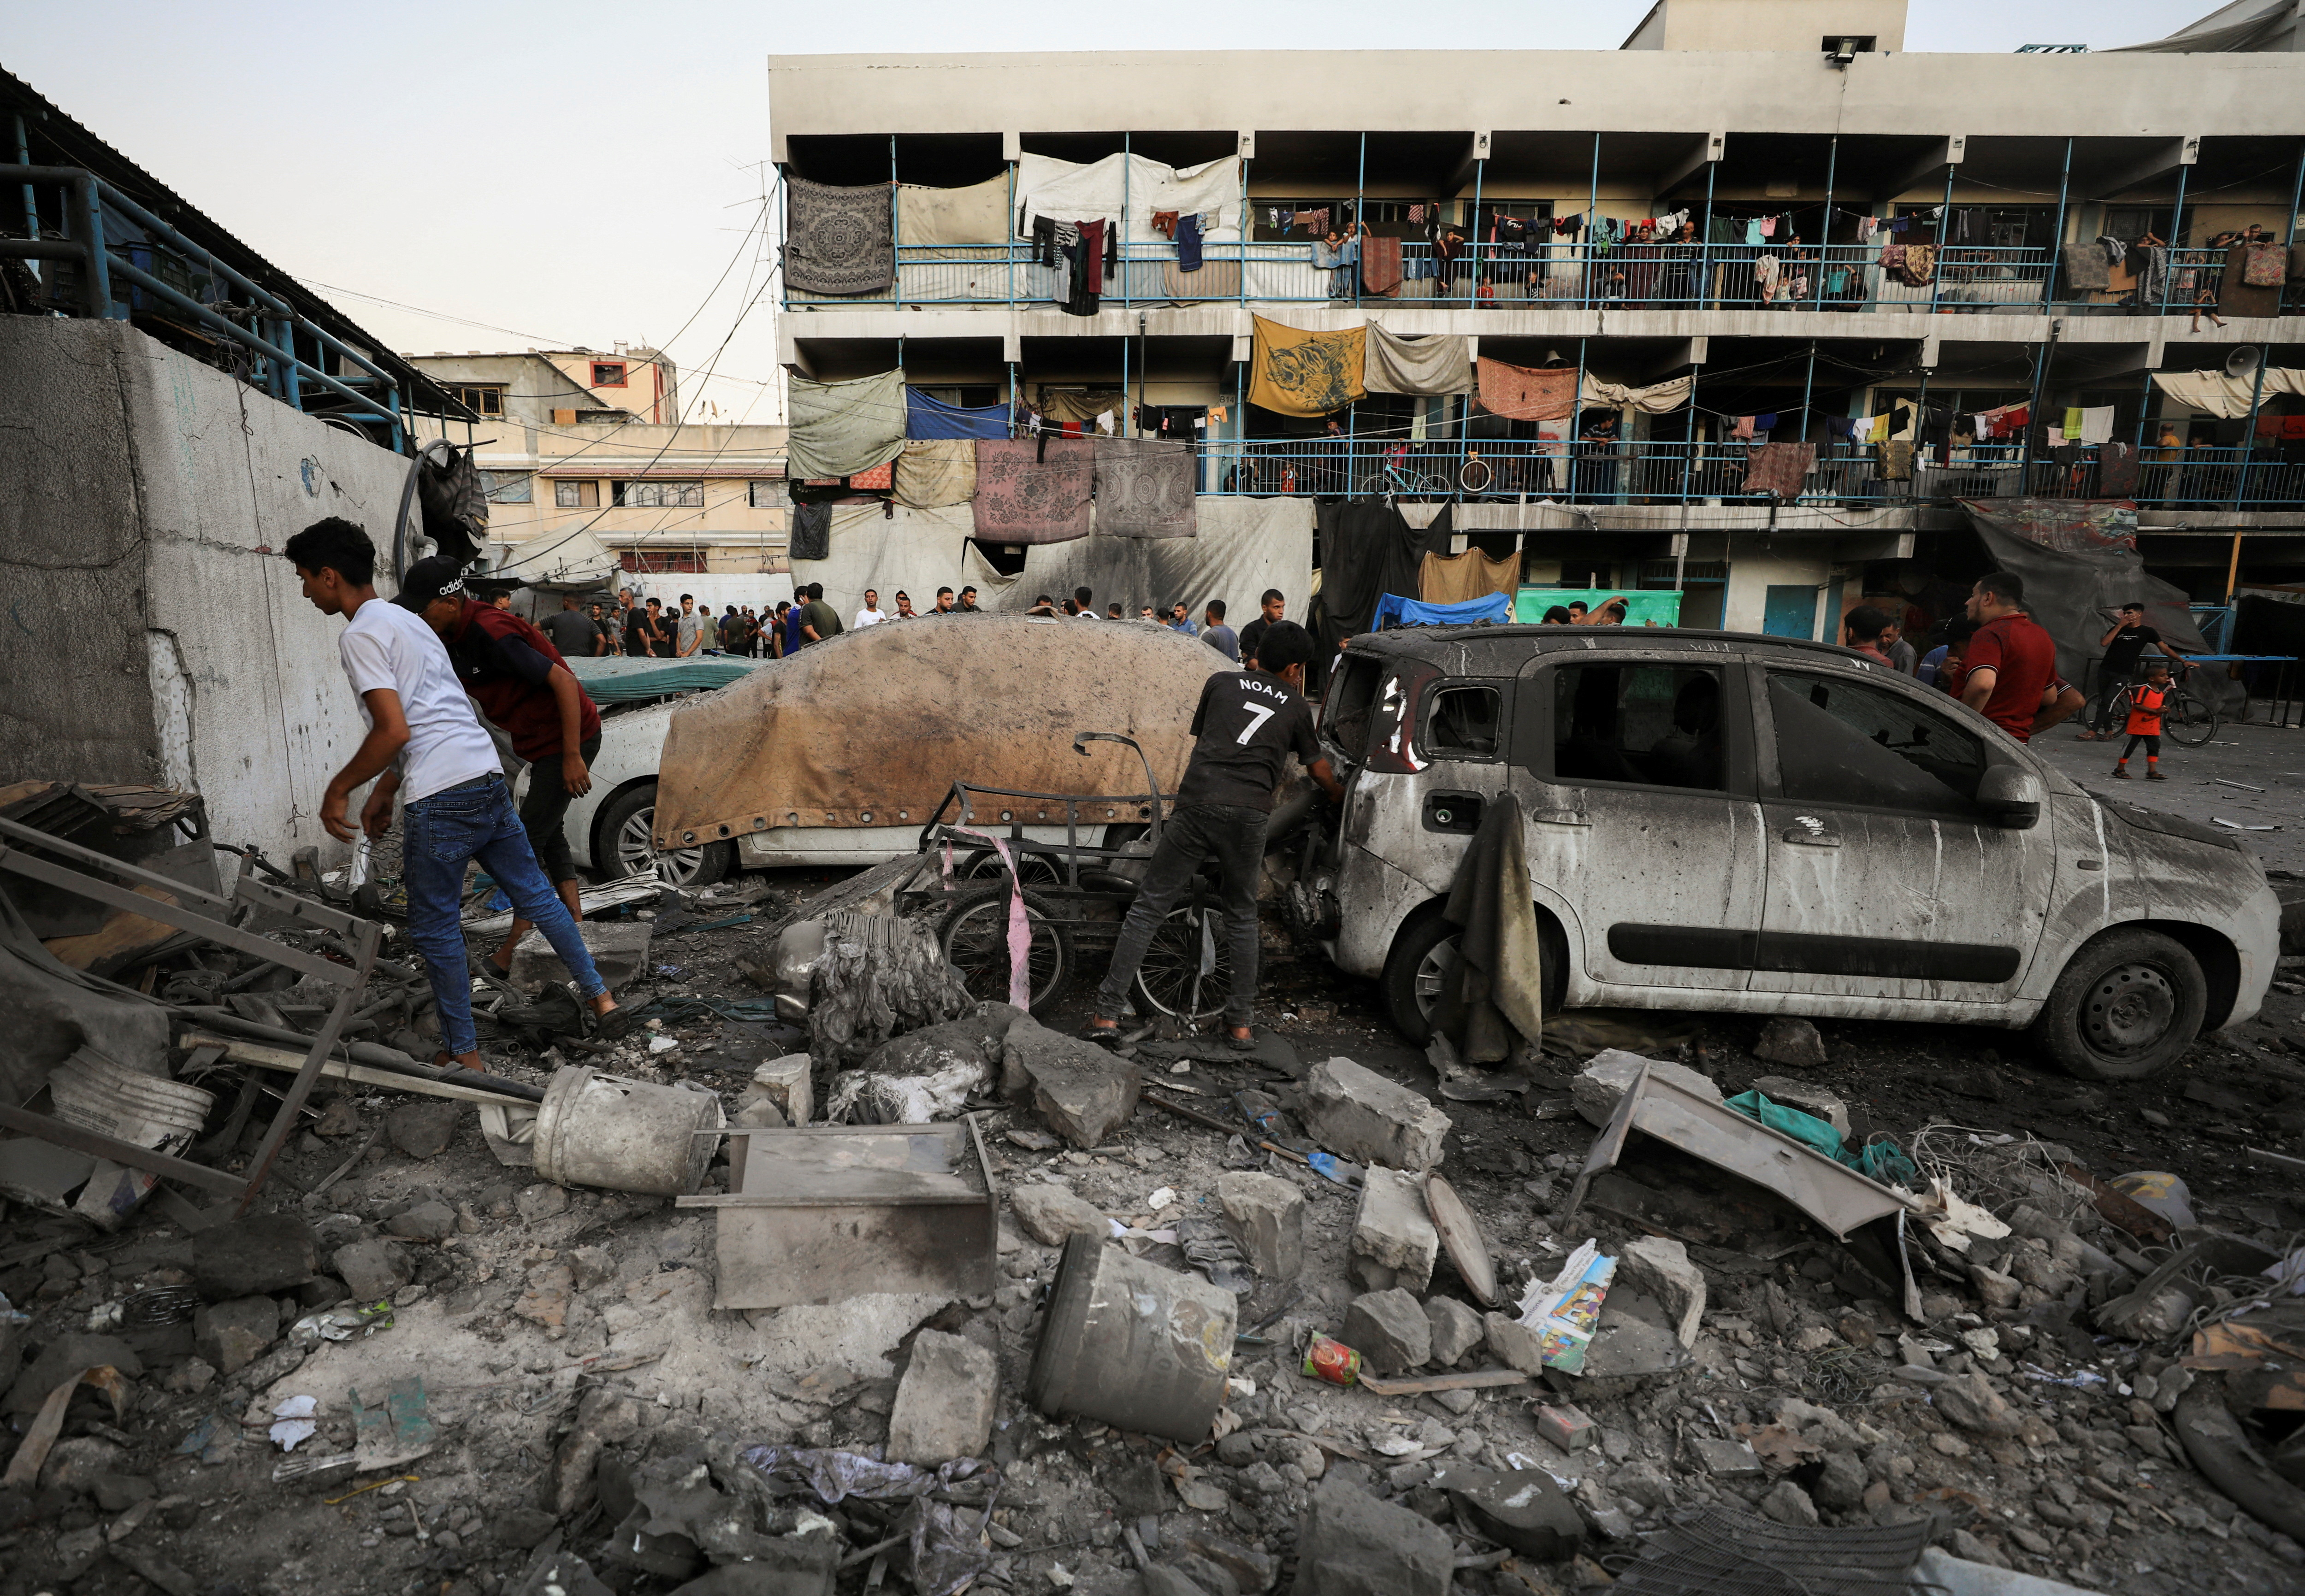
597, 782, 732, 888
2033, 926, 2208, 1081
1382, 907, 1570, 1045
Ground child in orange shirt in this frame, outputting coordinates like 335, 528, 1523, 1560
2114, 660, 2171, 781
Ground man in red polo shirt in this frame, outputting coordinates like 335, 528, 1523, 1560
1959, 569, 2072, 742
400, 556, 605, 975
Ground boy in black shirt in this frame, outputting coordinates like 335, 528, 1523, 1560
1083, 622, 1344, 1052
2079, 603, 2175, 740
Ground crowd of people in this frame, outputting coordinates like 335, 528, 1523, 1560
532, 583, 1299, 668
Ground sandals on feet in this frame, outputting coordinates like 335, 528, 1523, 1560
594, 1005, 641, 1042
1078, 1021, 1123, 1050
1226, 1028, 1258, 1054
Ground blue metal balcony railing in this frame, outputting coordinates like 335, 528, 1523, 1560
1182, 438, 2305, 508
2, 163, 405, 447
783, 240, 2302, 318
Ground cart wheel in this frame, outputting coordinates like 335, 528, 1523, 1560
1133, 901, 1235, 1024
960, 848, 1063, 887
939, 883, 1070, 1014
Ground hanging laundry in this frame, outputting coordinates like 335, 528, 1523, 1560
1248, 314, 1367, 417
1741, 442, 1816, 499
1879, 441, 1914, 481
1753, 412, 1779, 433
787, 370, 906, 481
1755, 254, 1780, 298
1408, 203, 1427, 224
1294, 207, 1330, 235
1363, 236, 1404, 297
1474, 359, 1577, 421
785, 177, 895, 296
1176, 212, 1204, 273
1825, 415, 1857, 443
972, 438, 1093, 544
2074, 406, 2116, 446
1151, 210, 1180, 239
1759, 216, 1777, 239
1730, 415, 1756, 441
1896, 245, 1936, 287
1868, 412, 1891, 444
2099, 441, 2140, 497
2063, 407, 2084, 441
2063, 247, 2111, 293
1364, 325, 1473, 396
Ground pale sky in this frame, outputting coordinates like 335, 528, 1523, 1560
7, 1, 2186, 424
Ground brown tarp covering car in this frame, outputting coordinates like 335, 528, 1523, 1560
651, 614, 1227, 842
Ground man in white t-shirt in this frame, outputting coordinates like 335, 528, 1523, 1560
286, 518, 630, 1070
854, 589, 888, 629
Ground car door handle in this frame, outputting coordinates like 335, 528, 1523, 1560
1529, 810, 1590, 827
1781, 820, 1841, 847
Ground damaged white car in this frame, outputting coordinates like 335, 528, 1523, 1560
1307, 625, 2281, 1080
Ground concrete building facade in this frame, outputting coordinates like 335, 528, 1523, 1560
407, 347, 680, 429
767, 2, 2305, 644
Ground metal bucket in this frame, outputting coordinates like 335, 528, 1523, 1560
1027, 1233, 1236, 1442
532, 1066, 724, 1196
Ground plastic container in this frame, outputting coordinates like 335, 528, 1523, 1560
1027, 1232, 1236, 1442
44, 1047, 214, 1230
532, 1066, 724, 1196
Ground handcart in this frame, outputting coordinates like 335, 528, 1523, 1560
900, 732, 1237, 1023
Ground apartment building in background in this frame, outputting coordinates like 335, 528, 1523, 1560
406, 351, 787, 575
767, 0, 2305, 641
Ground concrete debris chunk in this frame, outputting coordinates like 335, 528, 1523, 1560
1536, 1402, 1598, 1452
1482, 1312, 1546, 1376
331, 1238, 412, 1302
1444, 1466, 1585, 1561
192, 1296, 278, 1377
1616, 1235, 1706, 1348
1215, 1171, 1304, 1280
1753, 1016, 1829, 1068
191, 1212, 316, 1301
1004, 1017, 1141, 1148
1287, 1478, 1453, 1596
1010, 1184, 1110, 1246
1342, 1288, 1431, 1374
1759, 1478, 1820, 1527
386, 1101, 461, 1159
744, 1054, 813, 1126
1571, 1049, 1723, 1128
1932, 1370, 2022, 1437
1301, 1057, 1449, 1172
1423, 1296, 1485, 1366
385, 1200, 457, 1241
1348, 1166, 1438, 1293
551, 1388, 640, 1516
1690, 1437, 1764, 1478
885, 1329, 998, 1464
1745, 1075, 1850, 1137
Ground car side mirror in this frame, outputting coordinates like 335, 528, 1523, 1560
1976, 765, 2044, 830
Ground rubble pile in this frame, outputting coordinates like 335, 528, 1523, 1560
3, 803, 2305, 1596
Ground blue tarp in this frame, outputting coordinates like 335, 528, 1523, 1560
905, 389, 1010, 441
1372, 591, 1513, 629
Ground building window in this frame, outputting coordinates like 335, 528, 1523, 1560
553, 479, 600, 509
481, 470, 532, 504
447, 384, 504, 417
619, 550, 705, 574
749, 480, 785, 508
615, 481, 705, 508
591, 361, 628, 388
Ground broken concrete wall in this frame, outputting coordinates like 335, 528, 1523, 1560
0, 317, 414, 864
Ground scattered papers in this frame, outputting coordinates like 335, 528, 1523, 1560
1514, 1239, 1617, 1376
1909, 1178, 2013, 1253
270, 1394, 318, 1451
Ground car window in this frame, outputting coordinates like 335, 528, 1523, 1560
1766, 670, 1989, 815
1322, 654, 1385, 759
1424, 685, 1501, 759
1551, 664, 1727, 791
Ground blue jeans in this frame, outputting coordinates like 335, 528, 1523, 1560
402, 773, 606, 1056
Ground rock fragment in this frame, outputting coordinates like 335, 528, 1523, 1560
1616, 1236, 1705, 1348
1215, 1172, 1303, 1279
192, 1297, 278, 1377
1754, 1017, 1828, 1068
386, 1101, 460, 1159
1570, 1050, 1722, 1127
191, 1212, 316, 1301
1348, 1166, 1437, 1293
885, 1330, 998, 1464
1287, 1478, 1453, 1596
1010, 1184, 1109, 1246
1342, 1289, 1430, 1374
1423, 1297, 1485, 1366
1301, 1058, 1449, 1172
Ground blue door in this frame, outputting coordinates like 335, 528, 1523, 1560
1761, 584, 1818, 639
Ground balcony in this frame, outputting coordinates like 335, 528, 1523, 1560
1173, 437, 2305, 508
786, 240, 2305, 319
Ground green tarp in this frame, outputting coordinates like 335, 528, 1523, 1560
1724, 1090, 1917, 1187
1514, 588, 1684, 626
566, 655, 768, 706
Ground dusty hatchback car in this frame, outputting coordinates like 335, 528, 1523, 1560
1311, 626, 2280, 1080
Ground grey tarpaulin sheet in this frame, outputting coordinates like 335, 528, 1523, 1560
897, 174, 1011, 247
787, 371, 906, 481
964, 495, 1313, 618
791, 503, 975, 623
1092, 438, 1198, 538
1960, 498, 2207, 689
1362, 325, 1473, 397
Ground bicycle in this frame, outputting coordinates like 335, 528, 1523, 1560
1358, 456, 1452, 499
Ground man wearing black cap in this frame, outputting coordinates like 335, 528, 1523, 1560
284, 524, 626, 1070
1081, 620, 1342, 1054
397, 554, 608, 979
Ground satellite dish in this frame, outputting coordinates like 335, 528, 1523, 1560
2227, 346, 2262, 379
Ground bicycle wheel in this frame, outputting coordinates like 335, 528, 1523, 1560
1132, 901, 1235, 1023
938, 884, 1071, 1014
2162, 691, 2219, 747
959, 848, 1063, 888
1458, 457, 1494, 494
